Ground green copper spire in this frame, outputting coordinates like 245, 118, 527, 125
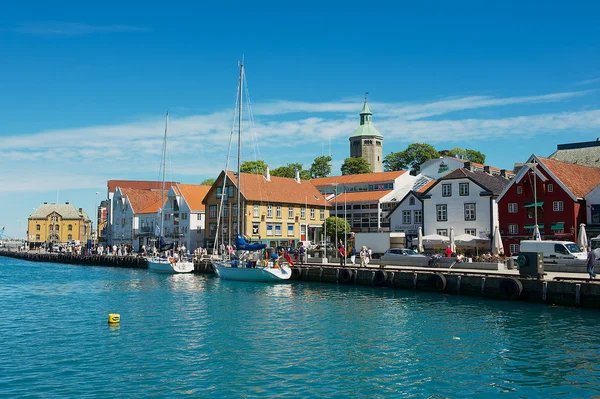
351, 93, 382, 138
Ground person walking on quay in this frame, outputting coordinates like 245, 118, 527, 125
360, 246, 367, 268
298, 245, 305, 264
350, 246, 356, 266
586, 246, 596, 279
338, 244, 346, 266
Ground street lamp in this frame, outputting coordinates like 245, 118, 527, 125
95, 191, 99, 245
332, 182, 339, 258
526, 161, 540, 240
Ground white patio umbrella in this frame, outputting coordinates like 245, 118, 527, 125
533, 225, 542, 241
450, 227, 456, 253
492, 225, 504, 255
417, 226, 424, 253
454, 233, 484, 245
578, 223, 588, 250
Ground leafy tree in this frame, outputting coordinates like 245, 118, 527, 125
341, 157, 371, 175
200, 178, 215, 186
310, 155, 332, 178
383, 143, 439, 174
448, 148, 486, 164
271, 163, 311, 179
324, 216, 351, 243
240, 160, 268, 174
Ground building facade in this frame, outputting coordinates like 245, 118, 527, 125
349, 98, 383, 173
28, 202, 92, 247
497, 155, 600, 256
203, 169, 330, 250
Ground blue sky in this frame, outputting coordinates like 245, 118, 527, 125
1, 0, 599, 238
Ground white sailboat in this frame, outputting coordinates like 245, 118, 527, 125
147, 112, 194, 274
211, 62, 291, 282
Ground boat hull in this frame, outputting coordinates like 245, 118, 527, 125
212, 261, 292, 282
147, 258, 194, 273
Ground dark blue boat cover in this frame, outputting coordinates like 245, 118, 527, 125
236, 234, 267, 251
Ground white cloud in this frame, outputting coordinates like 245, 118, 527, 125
575, 78, 600, 86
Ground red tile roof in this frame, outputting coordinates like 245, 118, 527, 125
108, 180, 179, 193
311, 171, 407, 186
120, 188, 166, 214
330, 190, 392, 203
222, 171, 330, 207
177, 184, 212, 211
538, 157, 600, 198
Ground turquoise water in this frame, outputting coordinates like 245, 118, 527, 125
1, 257, 599, 398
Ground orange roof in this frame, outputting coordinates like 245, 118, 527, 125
221, 171, 330, 207
120, 188, 166, 214
330, 190, 392, 203
538, 157, 600, 198
177, 184, 212, 211
416, 180, 436, 193
311, 171, 407, 186
108, 180, 179, 193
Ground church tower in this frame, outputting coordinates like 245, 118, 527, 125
349, 95, 383, 172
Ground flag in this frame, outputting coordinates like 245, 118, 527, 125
158, 207, 162, 216
155, 225, 160, 236
283, 252, 294, 266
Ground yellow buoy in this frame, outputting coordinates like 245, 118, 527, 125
108, 313, 120, 324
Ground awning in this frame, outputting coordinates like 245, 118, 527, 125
524, 201, 544, 208
551, 222, 565, 230
524, 224, 544, 229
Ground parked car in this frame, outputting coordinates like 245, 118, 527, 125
380, 248, 426, 261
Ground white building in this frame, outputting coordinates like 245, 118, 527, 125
386, 180, 436, 246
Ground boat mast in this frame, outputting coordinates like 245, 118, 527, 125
237, 61, 243, 240
160, 112, 168, 243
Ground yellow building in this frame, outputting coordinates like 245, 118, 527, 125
202, 170, 331, 249
28, 202, 92, 246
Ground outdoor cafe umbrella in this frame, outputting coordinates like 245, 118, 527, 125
450, 227, 456, 253
492, 225, 504, 255
417, 226, 424, 253
578, 223, 588, 250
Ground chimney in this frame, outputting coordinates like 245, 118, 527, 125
295, 170, 301, 183
483, 166, 491, 174
65, 201, 69, 204
79, 208, 83, 213
500, 169, 508, 178
43, 202, 47, 204
464, 161, 473, 171
264, 167, 271, 182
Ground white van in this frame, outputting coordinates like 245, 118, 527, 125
519, 240, 586, 260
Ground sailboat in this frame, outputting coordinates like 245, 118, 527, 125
147, 112, 194, 274
211, 62, 292, 282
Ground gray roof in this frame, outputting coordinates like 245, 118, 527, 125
440, 168, 510, 196
548, 140, 600, 168
30, 203, 88, 220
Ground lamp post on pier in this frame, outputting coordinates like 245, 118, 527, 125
526, 161, 540, 241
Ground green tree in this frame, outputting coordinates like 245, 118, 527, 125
240, 160, 268, 174
270, 163, 311, 179
310, 155, 332, 178
448, 148, 486, 164
341, 157, 371, 175
383, 143, 439, 174
325, 216, 351, 243
200, 178, 215, 186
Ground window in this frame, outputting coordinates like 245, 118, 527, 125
252, 223, 259, 235
228, 186, 234, 199
267, 224, 273, 236
36, 224, 40, 231
436, 204, 447, 222
465, 228, 476, 236
509, 244, 519, 255
517, 186, 523, 194
197, 214, 201, 221
402, 210, 411, 224
216, 187, 222, 198
547, 183, 554, 193
437, 229, 448, 236
267, 205, 273, 218
464, 203, 476, 221
51, 216, 57, 222
409, 197, 415, 206
67, 234, 72, 241
459, 183, 469, 196
68, 225, 73, 231
300, 208, 306, 219
320, 209, 325, 220
310, 208, 315, 220
288, 206, 294, 219
287, 224, 294, 236
223, 205, 229, 218
49, 225, 53, 231
209, 223, 216, 237
233, 204, 238, 218
275, 224, 282, 236
35, 234, 40, 240
209, 205, 216, 218
276, 205, 282, 218
553, 201, 564, 212
414, 210, 423, 224
253, 205, 259, 217
182, 213, 187, 220
508, 224, 518, 234
508, 203, 518, 213
55, 225, 60, 231
442, 184, 452, 197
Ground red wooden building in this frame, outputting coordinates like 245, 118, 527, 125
497, 155, 600, 256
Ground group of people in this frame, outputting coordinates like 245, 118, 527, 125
337, 243, 372, 267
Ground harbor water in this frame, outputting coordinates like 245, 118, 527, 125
1, 256, 599, 398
